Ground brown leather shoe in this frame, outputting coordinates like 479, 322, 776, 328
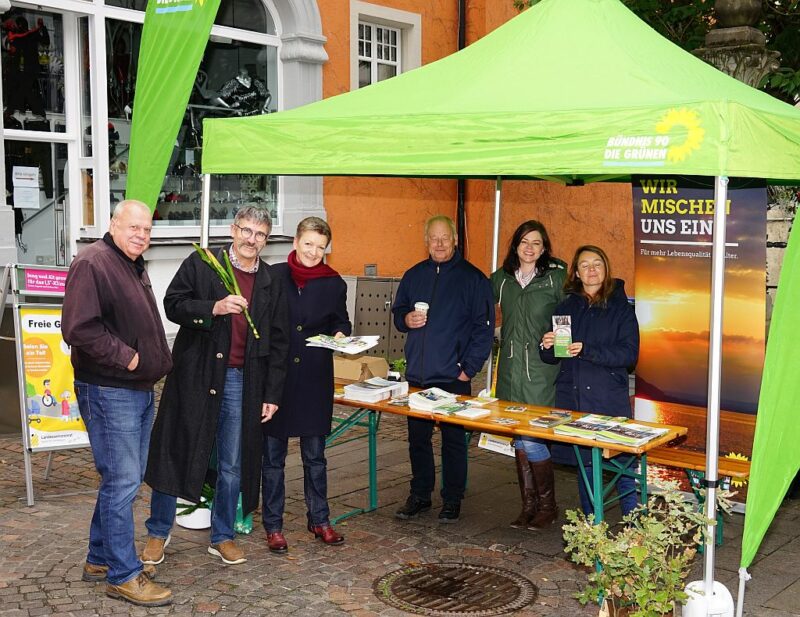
141, 534, 170, 565
105, 572, 172, 606
82, 562, 156, 582
82, 562, 108, 582
266, 531, 288, 554
208, 540, 247, 564
308, 523, 345, 545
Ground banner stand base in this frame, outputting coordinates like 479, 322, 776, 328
683, 580, 735, 617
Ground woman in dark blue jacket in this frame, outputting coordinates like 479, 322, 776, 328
261, 217, 351, 553
540, 245, 640, 516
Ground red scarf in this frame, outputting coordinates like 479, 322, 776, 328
287, 250, 339, 289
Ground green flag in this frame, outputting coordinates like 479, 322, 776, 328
126, 0, 221, 211
740, 219, 800, 568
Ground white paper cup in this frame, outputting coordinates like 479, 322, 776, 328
414, 302, 429, 315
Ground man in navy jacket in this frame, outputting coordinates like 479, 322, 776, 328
392, 215, 494, 523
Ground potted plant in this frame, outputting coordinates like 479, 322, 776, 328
388, 357, 407, 379
174, 483, 254, 533
562, 481, 734, 617
175, 483, 213, 530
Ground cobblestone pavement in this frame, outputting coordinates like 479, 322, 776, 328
1, 404, 799, 616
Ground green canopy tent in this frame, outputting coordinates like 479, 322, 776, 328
200, 0, 800, 612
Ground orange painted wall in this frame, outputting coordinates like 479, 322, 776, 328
464, 180, 635, 293
316, 1, 635, 291
318, 0, 461, 278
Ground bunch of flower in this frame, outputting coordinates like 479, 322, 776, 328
192, 244, 260, 339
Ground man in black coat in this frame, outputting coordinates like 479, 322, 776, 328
142, 206, 289, 567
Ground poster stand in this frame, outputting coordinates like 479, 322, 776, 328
0, 263, 91, 506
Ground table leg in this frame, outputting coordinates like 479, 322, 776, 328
639, 453, 648, 507
592, 446, 604, 524
367, 410, 378, 512
329, 408, 380, 524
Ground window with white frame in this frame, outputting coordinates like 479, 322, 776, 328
350, 2, 420, 93
358, 21, 400, 88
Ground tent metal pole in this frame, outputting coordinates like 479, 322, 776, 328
200, 174, 211, 249
492, 177, 502, 272
485, 177, 502, 394
703, 175, 728, 593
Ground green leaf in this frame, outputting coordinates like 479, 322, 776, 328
630, 545, 649, 566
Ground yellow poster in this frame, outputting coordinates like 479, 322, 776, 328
19, 306, 89, 451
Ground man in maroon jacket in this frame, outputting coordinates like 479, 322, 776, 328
62, 199, 173, 607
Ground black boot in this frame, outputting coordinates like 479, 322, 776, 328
528, 459, 558, 529
510, 449, 537, 528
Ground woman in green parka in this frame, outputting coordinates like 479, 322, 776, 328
491, 220, 566, 530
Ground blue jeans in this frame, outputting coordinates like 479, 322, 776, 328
75, 380, 153, 585
514, 437, 550, 462
262, 434, 329, 532
146, 368, 243, 544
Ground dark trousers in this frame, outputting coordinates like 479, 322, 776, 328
261, 434, 329, 532
407, 379, 472, 504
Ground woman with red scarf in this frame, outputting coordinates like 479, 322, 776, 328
261, 217, 351, 554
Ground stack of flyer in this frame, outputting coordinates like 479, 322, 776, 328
431, 401, 491, 420
595, 422, 669, 447
306, 334, 380, 354
528, 410, 572, 428
408, 387, 457, 411
343, 377, 409, 403
553, 414, 623, 439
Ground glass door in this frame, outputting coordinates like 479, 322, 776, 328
2, 6, 88, 266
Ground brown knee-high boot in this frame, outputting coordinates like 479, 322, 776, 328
510, 449, 537, 528
528, 459, 558, 529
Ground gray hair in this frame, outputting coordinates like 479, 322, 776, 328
296, 216, 331, 244
112, 199, 151, 219
234, 206, 272, 232
424, 215, 457, 239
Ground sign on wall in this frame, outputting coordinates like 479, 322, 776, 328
632, 176, 766, 458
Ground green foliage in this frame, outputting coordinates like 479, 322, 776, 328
761, 66, 800, 99
513, 0, 542, 10
389, 357, 407, 373
562, 482, 717, 617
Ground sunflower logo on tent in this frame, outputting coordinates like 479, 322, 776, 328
656, 108, 705, 162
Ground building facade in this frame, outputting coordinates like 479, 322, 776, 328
0, 0, 636, 337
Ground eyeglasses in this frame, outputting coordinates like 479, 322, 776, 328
234, 224, 268, 242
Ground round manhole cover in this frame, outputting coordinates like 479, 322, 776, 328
374, 562, 538, 616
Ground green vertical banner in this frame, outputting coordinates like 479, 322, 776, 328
740, 220, 800, 568
125, 0, 221, 211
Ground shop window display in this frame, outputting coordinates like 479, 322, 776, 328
1, 9, 65, 127
105, 0, 275, 35
105, 8, 280, 228
2, 8, 67, 261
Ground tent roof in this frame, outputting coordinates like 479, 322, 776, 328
202, 0, 800, 183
